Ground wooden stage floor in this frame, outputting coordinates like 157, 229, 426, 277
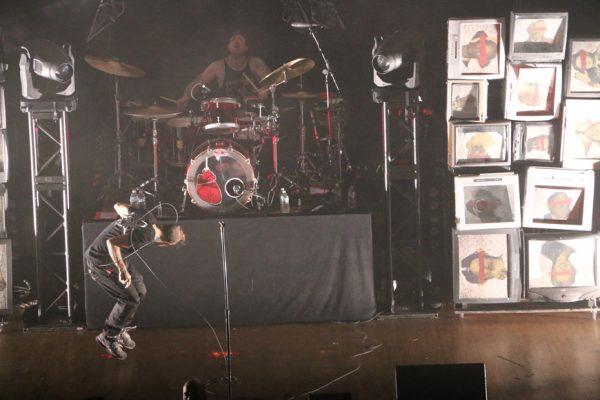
1, 311, 599, 399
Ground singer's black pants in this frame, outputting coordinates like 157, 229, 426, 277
86, 261, 147, 337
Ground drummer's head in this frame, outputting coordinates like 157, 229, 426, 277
227, 30, 249, 55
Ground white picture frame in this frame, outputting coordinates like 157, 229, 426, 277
523, 167, 595, 231
447, 80, 488, 122
508, 12, 568, 62
448, 121, 512, 168
454, 172, 521, 231
565, 38, 600, 98
513, 121, 558, 163
505, 62, 562, 121
561, 99, 600, 169
447, 18, 506, 80
453, 228, 521, 304
526, 233, 600, 302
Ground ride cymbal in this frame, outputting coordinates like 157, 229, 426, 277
124, 104, 181, 119
85, 55, 146, 78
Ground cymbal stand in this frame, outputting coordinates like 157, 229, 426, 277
307, 26, 349, 181
150, 117, 163, 216
264, 83, 305, 207
113, 75, 129, 189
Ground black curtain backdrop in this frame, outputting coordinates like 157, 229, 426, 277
1, 0, 599, 318
83, 213, 376, 328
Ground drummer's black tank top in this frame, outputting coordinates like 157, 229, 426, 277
220, 58, 254, 100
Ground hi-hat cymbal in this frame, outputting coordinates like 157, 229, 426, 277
166, 116, 203, 128
85, 55, 146, 78
125, 104, 181, 119
282, 91, 320, 100
258, 58, 315, 90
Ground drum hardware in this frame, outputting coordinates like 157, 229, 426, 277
190, 82, 212, 101
85, 55, 146, 190
125, 104, 182, 216
201, 97, 241, 135
282, 90, 323, 180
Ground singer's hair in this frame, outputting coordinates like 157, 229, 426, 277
160, 224, 186, 246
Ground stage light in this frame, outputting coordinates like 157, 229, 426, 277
19, 39, 75, 100
372, 31, 423, 89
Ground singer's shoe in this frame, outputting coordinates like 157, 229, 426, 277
96, 332, 127, 360
116, 326, 136, 350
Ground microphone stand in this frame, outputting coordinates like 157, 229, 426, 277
218, 221, 233, 400
306, 26, 347, 182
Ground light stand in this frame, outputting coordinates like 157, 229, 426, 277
218, 221, 233, 400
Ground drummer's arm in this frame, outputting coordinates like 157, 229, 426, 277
179, 62, 219, 107
250, 57, 271, 100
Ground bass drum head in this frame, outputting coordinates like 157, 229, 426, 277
185, 139, 255, 214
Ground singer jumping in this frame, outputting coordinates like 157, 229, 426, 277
84, 202, 186, 360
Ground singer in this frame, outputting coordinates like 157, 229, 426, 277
84, 202, 186, 360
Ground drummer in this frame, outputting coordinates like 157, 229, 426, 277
177, 30, 271, 109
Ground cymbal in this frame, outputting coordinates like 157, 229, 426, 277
282, 91, 320, 100
125, 104, 181, 119
258, 58, 315, 90
85, 55, 146, 78
166, 116, 202, 128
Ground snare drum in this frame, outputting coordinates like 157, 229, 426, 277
201, 97, 241, 134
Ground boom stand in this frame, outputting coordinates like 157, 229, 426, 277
218, 221, 233, 400
21, 98, 77, 320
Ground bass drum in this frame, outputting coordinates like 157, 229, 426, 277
185, 139, 255, 213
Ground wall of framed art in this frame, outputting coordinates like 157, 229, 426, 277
446, 10, 600, 315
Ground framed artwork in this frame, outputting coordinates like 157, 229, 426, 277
0, 185, 7, 238
453, 228, 521, 304
565, 39, 600, 98
447, 18, 506, 80
0, 131, 8, 184
508, 12, 568, 62
523, 167, 595, 231
448, 121, 511, 168
454, 172, 521, 231
513, 121, 558, 162
526, 233, 600, 302
561, 99, 600, 169
505, 62, 562, 121
446, 80, 488, 122
0, 239, 11, 316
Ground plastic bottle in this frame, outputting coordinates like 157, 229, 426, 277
279, 188, 290, 214
347, 185, 357, 210
333, 182, 343, 204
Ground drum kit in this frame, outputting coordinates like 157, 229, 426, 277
85, 55, 348, 214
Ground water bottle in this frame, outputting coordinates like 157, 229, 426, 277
347, 185, 357, 210
333, 182, 343, 205
279, 188, 290, 214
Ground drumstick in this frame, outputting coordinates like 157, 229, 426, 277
159, 96, 178, 104
242, 72, 260, 93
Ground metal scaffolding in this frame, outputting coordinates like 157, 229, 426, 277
21, 98, 76, 320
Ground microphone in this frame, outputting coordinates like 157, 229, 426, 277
290, 22, 324, 29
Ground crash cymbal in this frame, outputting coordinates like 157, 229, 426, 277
124, 104, 181, 119
258, 58, 315, 90
282, 91, 320, 100
85, 55, 146, 78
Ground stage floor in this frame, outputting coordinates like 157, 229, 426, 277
1, 311, 599, 399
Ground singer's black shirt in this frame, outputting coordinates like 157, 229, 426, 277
84, 216, 156, 271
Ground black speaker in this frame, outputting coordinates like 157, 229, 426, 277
395, 363, 487, 400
